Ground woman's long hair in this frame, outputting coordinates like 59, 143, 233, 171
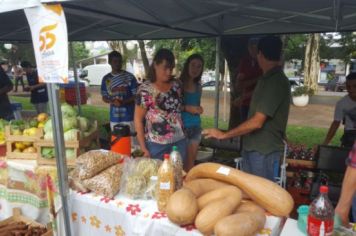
179, 54, 204, 85
147, 48, 175, 82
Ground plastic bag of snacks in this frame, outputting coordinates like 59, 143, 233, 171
68, 168, 89, 193
82, 164, 123, 198
77, 150, 122, 180
120, 157, 161, 199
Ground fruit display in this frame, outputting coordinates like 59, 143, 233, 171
165, 162, 294, 236
0, 119, 8, 145
36, 103, 99, 165
5, 114, 47, 159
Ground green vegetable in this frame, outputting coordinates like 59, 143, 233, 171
41, 147, 55, 159
0, 119, 9, 132
63, 116, 78, 132
64, 129, 81, 141
77, 116, 89, 132
65, 148, 75, 159
29, 119, 38, 128
61, 103, 77, 117
44, 119, 52, 133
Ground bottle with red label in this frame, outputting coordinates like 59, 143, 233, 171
307, 185, 334, 236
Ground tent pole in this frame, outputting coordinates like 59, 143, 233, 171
47, 83, 71, 236
214, 37, 221, 128
70, 42, 82, 115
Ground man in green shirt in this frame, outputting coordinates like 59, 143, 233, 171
203, 35, 290, 181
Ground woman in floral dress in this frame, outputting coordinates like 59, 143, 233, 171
134, 49, 187, 161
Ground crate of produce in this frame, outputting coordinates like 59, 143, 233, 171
5, 125, 42, 160
286, 159, 316, 169
37, 121, 99, 166
0, 208, 51, 236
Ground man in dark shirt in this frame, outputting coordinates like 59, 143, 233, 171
203, 36, 290, 181
0, 62, 14, 120
21, 61, 48, 114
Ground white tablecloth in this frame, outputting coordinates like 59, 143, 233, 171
69, 190, 283, 236
280, 218, 304, 236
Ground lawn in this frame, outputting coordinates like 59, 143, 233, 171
10, 96, 342, 147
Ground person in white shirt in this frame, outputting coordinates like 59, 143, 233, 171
323, 72, 356, 148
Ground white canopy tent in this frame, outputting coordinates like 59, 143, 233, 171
1, 0, 356, 235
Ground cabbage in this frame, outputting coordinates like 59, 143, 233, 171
61, 103, 77, 117
64, 129, 81, 141
44, 119, 52, 133
41, 147, 55, 159
77, 116, 89, 132
65, 148, 75, 159
63, 116, 78, 132
44, 131, 53, 140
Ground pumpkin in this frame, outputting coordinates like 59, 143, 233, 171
214, 211, 266, 236
185, 163, 294, 216
195, 191, 241, 235
166, 188, 198, 225
198, 186, 242, 210
184, 178, 229, 197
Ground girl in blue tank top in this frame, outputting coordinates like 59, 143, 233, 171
179, 54, 204, 171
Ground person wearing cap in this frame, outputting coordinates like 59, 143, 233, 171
203, 36, 290, 181
21, 61, 48, 114
0, 62, 14, 120
233, 37, 263, 122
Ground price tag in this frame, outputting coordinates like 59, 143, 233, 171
160, 182, 171, 190
216, 166, 230, 176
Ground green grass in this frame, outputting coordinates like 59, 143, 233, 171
10, 96, 342, 147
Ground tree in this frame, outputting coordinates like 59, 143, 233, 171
69, 42, 89, 67
303, 34, 320, 92
282, 34, 308, 61
138, 40, 149, 77
147, 38, 216, 72
336, 32, 356, 65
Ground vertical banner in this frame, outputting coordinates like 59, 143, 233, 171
25, 4, 68, 83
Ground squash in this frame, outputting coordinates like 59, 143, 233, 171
234, 200, 265, 215
195, 192, 241, 235
185, 163, 294, 216
214, 211, 266, 236
166, 188, 198, 225
184, 178, 229, 197
198, 186, 242, 210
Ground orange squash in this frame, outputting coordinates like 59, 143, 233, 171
183, 178, 229, 197
166, 188, 198, 225
197, 186, 242, 210
214, 211, 266, 236
195, 191, 241, 235
186, 163, 294, 216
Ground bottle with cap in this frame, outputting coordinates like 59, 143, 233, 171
170, 145, 183, 190
307, 185, 334, 236
157, 154, 175, 212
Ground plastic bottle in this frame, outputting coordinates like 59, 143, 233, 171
170, 145, 183, 190
307, 185, 334, 236
157, 154, 175, 212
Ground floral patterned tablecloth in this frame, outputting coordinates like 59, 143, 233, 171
0, 160, 57, 225
69, 190, 284, 236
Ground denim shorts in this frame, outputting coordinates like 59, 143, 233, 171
241, 150, 282, 181
184, 126, 202, 145
146, 138, 187, 163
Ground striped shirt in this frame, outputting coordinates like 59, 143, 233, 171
101, 71, 137, 122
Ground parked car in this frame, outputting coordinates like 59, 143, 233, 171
325, 76, 346, 92
289, 77, 303, 93
202, 80, 230, 92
